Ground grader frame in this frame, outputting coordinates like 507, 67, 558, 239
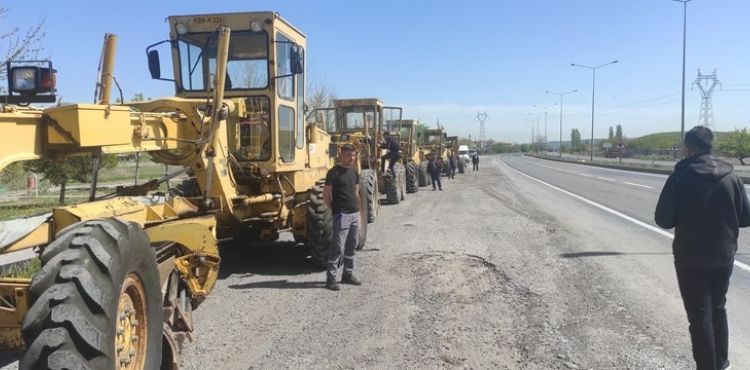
0, 11, 335, 369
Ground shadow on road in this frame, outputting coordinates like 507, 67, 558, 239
228, 279, 325, 290
560, 251, 670, 258
217, 240, 324, 279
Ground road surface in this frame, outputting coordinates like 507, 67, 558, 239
6, 154, 750, 368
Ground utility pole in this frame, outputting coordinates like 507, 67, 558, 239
692, 68, 721, 129
546, 90, 578, 158
476, 112, 488, 151
572, 60, 618, 162
673, 0, 692, 143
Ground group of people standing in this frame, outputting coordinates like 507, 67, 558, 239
426, 151, 480, 191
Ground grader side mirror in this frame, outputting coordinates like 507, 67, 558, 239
148, 50, 161, 79
290, 45, 304, 75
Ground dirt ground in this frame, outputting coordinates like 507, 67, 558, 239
174, 157, 693, 370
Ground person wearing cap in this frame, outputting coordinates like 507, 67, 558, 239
380, 131, 401, 176
656, 126, 750, 370
323, 144, 363, 291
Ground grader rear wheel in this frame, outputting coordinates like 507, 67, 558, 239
307, 180, 333, 267
405, 162, 418, 194
20, 219, 162, 370
361, 169, 378, 223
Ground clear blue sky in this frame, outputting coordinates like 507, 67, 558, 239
4, 0, 749, 144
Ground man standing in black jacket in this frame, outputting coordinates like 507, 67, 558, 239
656, 126, 750, 370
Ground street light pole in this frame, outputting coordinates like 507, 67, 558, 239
546, 90, 577, 158
571, 60, 618, 162
534, 103, 558, 155
673, 0, 692, 144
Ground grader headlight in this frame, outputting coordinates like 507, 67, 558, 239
1, 60, 57, 104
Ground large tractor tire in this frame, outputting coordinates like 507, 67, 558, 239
307, 180, 333, 268
356, 175, 370, 251
419, 162, 430, 187
385, 168, 400, 205
361, 169, 378, 223
397, 163, 407, 201
405, 162, 419, 194
21, 218, 162, 370
458, 159, 465, 174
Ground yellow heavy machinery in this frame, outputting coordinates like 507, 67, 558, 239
398, 119, 426, 191
419, 128, 450, 175
313, 98, 404, 227
0, 11, 336, 369
445, 135, 464, 174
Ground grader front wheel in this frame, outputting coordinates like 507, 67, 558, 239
116, 274, 149, 369
21, 218, 162, 370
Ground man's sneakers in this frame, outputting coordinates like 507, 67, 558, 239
341, 274, 362, 285
325, 276, 340, 291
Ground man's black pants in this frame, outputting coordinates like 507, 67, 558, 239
381, 153, 400, 174
676, 265, 733, 370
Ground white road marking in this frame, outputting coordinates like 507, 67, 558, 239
526, 156, 670, 179
501, 159, 750, 274
624, 181, 655, 189
597, 176, 616, 182
578, 172, 593, 178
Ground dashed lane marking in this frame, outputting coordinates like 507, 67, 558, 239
624, 182, 655, 189
597, 176, 616, 182
501, 159, 750, 274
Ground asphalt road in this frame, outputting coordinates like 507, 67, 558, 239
501, 154, 750, 368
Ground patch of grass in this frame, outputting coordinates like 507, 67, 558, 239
0, 258, 41, 279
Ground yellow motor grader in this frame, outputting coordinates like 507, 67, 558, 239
419, 128, 450, 176
0, 11, 335, 369
445, 135, 465, 174
398, 119, 427, 191
313, 98, 404, 228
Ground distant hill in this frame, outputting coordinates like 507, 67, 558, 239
626, 131, 731, 150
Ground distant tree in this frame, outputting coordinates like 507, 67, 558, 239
519, 143, 530, 153
717, 128, 750, 165
571, 129, 582, 152
0, 162, 25, 190
458, 137, 473, 146
25, 154, 117, 204
608, 127, 614, 141
0, 6, 46, 85
616, 124, 623, 141
305, 69, 337, 112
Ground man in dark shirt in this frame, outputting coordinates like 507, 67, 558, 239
380, 132, 401, 175
323, 144, 363, 291
656, 126, 750, 370
472, 153, 480, 171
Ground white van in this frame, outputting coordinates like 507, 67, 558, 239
458, 145, 470, 162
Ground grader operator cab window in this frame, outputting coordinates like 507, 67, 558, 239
175, 31, 269, 92
426, 134, 442, 144
235, 96, 272, 161
339, 106, 376, 131
382, 107, 402, 134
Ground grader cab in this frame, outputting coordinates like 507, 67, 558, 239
419, 128, 451, 176
399, 119, 428, 191
313, 98, 404, 226
0, 11, 335, 369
